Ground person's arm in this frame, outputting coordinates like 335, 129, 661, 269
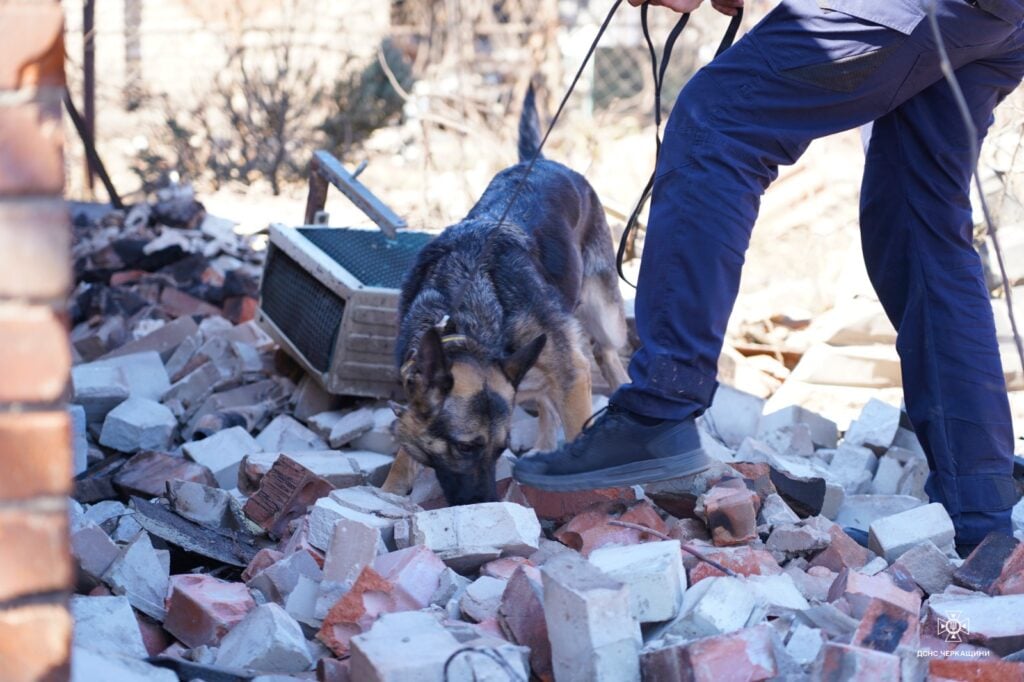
627, 0, 744, 16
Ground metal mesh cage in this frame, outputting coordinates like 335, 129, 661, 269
261, 245, 347, 372
300, 228, 433, 289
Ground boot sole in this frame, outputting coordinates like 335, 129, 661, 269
513, 447, 711, 492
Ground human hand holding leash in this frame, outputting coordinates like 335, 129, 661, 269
628, 0, 744, 16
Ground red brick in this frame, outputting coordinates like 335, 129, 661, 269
244, 454, 333, 539
372, 545, 447, 609
519, 485, 639, 523
317, 566, 396, 656
0, 200, 70, 299
0, 411, 70, 500
498, 565, 551, 681
318, 657, 352, 682
929, 659, 1024, 682
0, 604, 71, 682
851, 598, 920, 653
0, 303, 69, 403
223, 295, 257, 324
819, 643, 900, 682
0, 99, 63, 196
163, 574, 256, 648
699, 485, 759, 547
689, 547, 782, 584
241, 548, 284, 583
553, 500, 668, 556
993, 544, 1024, 595
0, 3, 64, 90
0, 508, 69, 601
809, 525, 873, 572
954, 534, 1021, 594
113, 450, 217, 498
134, 611, 173, 657
481, 556, 533, 580
827, 568, 920, 620
159, 287, 221, 318
641, 624, 778, 682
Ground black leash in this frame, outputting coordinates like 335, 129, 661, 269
617, 6, 744, 287
446, 1, 743, 313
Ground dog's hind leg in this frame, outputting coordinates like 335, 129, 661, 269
577, 274, 630, 390
381, 448, 422, 495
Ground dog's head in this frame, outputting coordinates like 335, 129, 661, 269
394, 327, 546, 505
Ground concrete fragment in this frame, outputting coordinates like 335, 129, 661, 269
663, 576, 760, 639
71, 646, 178, 682
350, 407, 398, 454
99, 397, 176, 453
72, 364, 129, 424
897, 456, 930, 501
589, 540, 686, 623
70, 520, 120, 582
834, 494, 922, 531
166, 479, 232, 527
641, 624, 778, 682
498, 565, 551, 679
284, 574, 321, 627
767, 522, 831, 556
808, 525, 873, 573
785, 623, 824, 666
704, 385, 765, 449
321, 408, 373, 448
256, 414, 328, 452
372, 544, 447, 609
70, 595, 148, 658
183, 425, 262, 488
769, 456, 845, 519
322, 518, 384, 587
102, 314, 198, 362
70, 404, 89, 475
870, 455, 903, 495
758, 493, 800, 531
102, 532, 170, 621
247, 549, 322, 605
761, 424, 815, 457
214, 603, 314, 673
243, 454, 332, 538
164, 574, 256, 647
397, 502, 541, 570
827, 444, 877, 493
744, 574, 810, 615
759, 405, 838, 449
541, 552, 641, 682
461, 576, 508, 623
348, 612, 458, 682
309, 486, 421, 550
79, 351, 171, 401
891, 541, 954, 595
868, 503, 956, 562
844, 398, 901, 453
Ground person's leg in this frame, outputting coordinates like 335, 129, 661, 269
515, 0, 1020, 489
860, 48, 1024, 549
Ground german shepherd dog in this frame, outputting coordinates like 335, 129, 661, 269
382, 87, 630, 505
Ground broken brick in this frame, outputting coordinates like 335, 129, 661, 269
689, 547, 782, 584
954, 533, 1022, 595
112, 450, 217, 498
243, 454, 333, 538
850, 598, 920, 653
498, 565, 551, 681
808, 525, 873, 573
818, 643, 900, 682
698, 486, 760, 547
827, 568, 920, 620
518, 485, 640, 523
641, 624, 778, 682
163, 574, 256, 648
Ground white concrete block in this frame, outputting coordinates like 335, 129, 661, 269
759, 405, 838, 449
460, 576, 508, 623
214, 603, 314, 673
870, 456, 903, 495
704, 385, 766, 449
81, 351, 171, 402
844, 398, 901, 453
351, 408, 398, 454
868, 502, 955, 562
256, 414, 328, 452
666, 576, 759, 639
72, 364, 129, 424
102, 532, 169, 621
589, 540, 686, 624
349, 611, 460, 682
70, 595, 148, 658
183, 426, 262, 488
834, 494, 923, 531
785, 624, 824, 666
828, 444, 878, 493
744, 574, 810, 615
72, 646, 177, 682
99, 397, 176, 453
541, 552, 641, 682
327, 407, 375, 448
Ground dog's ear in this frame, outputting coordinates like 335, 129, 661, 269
502, 334, 546, 389
409, 327, 453, 394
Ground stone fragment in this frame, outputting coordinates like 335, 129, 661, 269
954, 533, 1022, 594
317, 408, 373, 448
698, 485, 760, 547
827, 569, 920, 619
244, 454, 333, 538
769, 457, 845, 519
833, 494, 922, 531
662, 576, 760, 640
102, 532, 170, 621
256, 414, 328, 452
759, 405, 838, 449
818, 643, 900, 682
309, 486, 421, 550
284, 574, 321, 627
641, 624, 778, 682
99, 397, 176, 453
897, 456, 930, 501
461, 576, 508, 623
868, 503, 955, 562
541, 552, 641, 682
891, 541, 954, 595
71, 364, 130, 424
350, 408, 398, 454
844, 398, 901, 453
70, 595, 148, 658
397, 502, 541, 571
214, 603, 314, 673
164, 574, 256, 647
808, 525, 873, 572
113, 450, 217, 498
589, 540, 686, 623
498, 565, 551, 680
166, 479, 232, 527
183, 425, 262, 488
758, 493, 800, 531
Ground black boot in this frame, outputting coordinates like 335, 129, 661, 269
513, 405, 710, 491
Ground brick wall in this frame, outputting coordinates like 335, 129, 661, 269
0, 1, 74, 681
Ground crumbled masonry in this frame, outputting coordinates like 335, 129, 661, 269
66, 197, 1024, 680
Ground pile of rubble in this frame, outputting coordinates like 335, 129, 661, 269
67, 193, 1024, 681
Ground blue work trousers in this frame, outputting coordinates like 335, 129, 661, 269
611, 0, 1024, 544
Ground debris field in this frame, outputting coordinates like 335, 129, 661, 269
66, 190, 1024, 681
